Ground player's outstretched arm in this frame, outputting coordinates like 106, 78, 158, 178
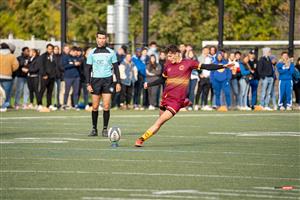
144, 76, 166, 89
199, 63, 234, 71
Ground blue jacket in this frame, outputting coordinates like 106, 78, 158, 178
276, 62, 294, 80
63, 55, 80, 78
240, 63, 251, 76
132, 55, 146, 80
211, 60, 232, 82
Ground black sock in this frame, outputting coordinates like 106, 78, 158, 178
92, 111, 98, 129
103, 110, 110, 130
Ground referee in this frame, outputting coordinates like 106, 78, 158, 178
85, 31, 121, 137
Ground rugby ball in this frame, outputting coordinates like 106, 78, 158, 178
108, 126, 121, 142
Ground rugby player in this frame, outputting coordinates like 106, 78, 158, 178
135, 45, 233, 147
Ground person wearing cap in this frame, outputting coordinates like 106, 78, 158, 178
257, 47, 274, 111
0, 43, 19, 112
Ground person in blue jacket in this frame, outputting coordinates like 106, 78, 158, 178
211, 51, 232, 108
132, 48, 147, 110
276, 52, 295, 110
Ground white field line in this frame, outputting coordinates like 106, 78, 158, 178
0, 187, 155, 192
0, 157, 297, 168
0, 141, 68, 144
0, 187, 297, 200
82, 197, 166, 200
213, 189, 300, 196
130, 194, 216, 199
254, 187, 300, 192
153, 191, 299, 200
1, 113, 299, 120
209, 132, 300, 137
0, 137, 111, 144
1, 170, 300, 181
3, 146, 300, 157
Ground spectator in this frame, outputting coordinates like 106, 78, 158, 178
158, 51, 166, 73
232, 51, 242, 108
14, 47, 30, 110
80, 47, 92, 110
117, 46, 126, 65
209, 46, 217, 63
132, 48, 146, 110
179, 44, 186, 59
228, 52, 240, 109
146, 55, 162, 110
209, 46, 218, 108
141, 47, 149, 65
276, 52, 294, 110
0, 43, 19, 112
53, 45, 64, 109
37, 43, 58, 110
147, 41, 159, 62
211, 52, 232, 109
257, 47, 274, 110
60, 45, 70, 108
62, 47, 81, 110
27, 49, 40, 108
239, 55, 251, 110
195, 46, 212, 111
140, 47, 150, 108
270, 55, 278, 110
293, 57, 300, 109
186, 50, 199, 111
248, 50, 259, 110
119, 53, 138, 109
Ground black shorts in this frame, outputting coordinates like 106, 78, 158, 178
91, 76, 114, 95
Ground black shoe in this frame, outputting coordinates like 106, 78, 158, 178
102, 129, 108, 137
88, 128, 98, 136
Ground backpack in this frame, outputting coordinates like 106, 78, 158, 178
293, 67, 300, 84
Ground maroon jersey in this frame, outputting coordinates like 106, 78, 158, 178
162, 59, 199, 102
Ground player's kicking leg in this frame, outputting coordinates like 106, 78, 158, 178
89, 94, 101, 136
135, 109, 174, 147
101, 93, 112, 137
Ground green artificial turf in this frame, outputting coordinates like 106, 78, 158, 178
1, 110, 300, 200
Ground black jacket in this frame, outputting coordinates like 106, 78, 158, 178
38, 53, 58, 79
54, 54, 64, 79
28, 56, 40, 76
249, 59, 259, 80
257, 56, 273, 79
15, 54, 30, 78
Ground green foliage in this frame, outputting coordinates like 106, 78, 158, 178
0, 0, 290, 48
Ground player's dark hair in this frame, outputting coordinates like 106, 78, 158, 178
281, 51, 288, 56
96, 31, 107, 37
46, 43, 54, 49
166, 45, 180, 54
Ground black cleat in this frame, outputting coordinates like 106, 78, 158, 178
102, 129, 108, 137
88, 128, 98, 136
